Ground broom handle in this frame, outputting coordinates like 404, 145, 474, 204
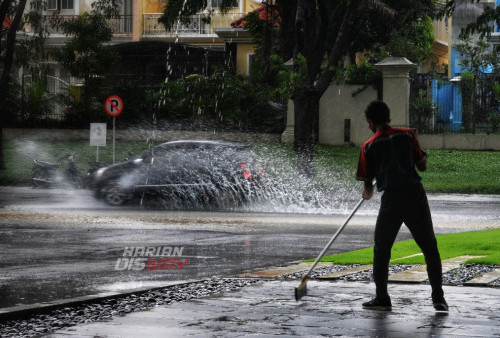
304, 198, 365, 278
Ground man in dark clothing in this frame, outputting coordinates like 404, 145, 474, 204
356, 100, 448, 312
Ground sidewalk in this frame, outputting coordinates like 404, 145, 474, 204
48, 280, 500, 337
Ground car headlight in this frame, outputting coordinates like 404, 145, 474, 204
95, 167, 107, 178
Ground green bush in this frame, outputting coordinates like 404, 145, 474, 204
460, 71, 475, 133
411, 91, 439, 133
156, 69, 286, 132
344, 61, 382, 86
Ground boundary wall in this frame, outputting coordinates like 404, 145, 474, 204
281, 57, 500, 151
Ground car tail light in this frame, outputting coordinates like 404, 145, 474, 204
239, 163, 252, 180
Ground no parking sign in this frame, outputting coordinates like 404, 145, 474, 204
105, 95, 123, 117
104, 95, 123, 164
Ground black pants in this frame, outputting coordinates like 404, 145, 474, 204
373, 182, 444, 301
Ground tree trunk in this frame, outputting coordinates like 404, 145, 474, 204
0, 129, 5, 170
0, 0, 28, 171
293, 88, 319, 178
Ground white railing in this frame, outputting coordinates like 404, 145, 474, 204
44, 15, 133, 35
433, 18, 449, 44
143, 12, 244, 36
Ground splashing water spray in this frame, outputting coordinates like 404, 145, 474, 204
136, 3, 363, 214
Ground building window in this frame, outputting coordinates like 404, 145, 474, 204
48, 0, 74, 10
211, 0, 238, 8
48, 0, 57, 10
61, 0, 74, 10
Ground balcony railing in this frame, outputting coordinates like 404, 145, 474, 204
143, 12, 244, 36
45, 15, 133, 35
433, 19, 449, 44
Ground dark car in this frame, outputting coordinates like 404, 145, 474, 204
93, 140, 263, 207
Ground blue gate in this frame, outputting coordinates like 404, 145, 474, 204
432, 79, 462, 131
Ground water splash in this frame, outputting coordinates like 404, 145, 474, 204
242, 145, 361, 214
135, 3, 361, 213
125, 143, 362, 214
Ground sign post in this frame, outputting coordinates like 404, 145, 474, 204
105, 95, 124, 164
90, 123, 107, 162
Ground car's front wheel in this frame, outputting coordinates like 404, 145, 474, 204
101, 184, 129, 206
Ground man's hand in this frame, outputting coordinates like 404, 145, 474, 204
416, 157, 427, 172
362, 180, 374, 200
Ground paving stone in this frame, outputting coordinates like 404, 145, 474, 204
389, 255, 484, 283
464, 268, 500, 286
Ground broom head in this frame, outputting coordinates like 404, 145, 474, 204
294, 275, 308, 301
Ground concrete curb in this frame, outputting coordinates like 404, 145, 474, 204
0, 279, 204, 322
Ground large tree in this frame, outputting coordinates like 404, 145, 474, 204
1, 0, 51, 169
1, 0, 27, 112
54, 0, 120, 123
441, 0, 500, 38
160, 0, 441, 176
1, 0, 27, 170
55, 12, 117, 120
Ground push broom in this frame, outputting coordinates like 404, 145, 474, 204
295, 197, 365, 301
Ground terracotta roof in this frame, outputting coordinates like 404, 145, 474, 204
230, 5, 280, 28
3, 16, 12, 29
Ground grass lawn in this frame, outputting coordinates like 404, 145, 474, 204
0, 139, 163, 185
315, 229, 500, 265
1, 140, 499, 194
256, 143, 500, 194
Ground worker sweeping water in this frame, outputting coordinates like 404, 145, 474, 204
356, 100, 448, 311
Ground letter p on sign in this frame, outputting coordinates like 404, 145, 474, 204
105, 95, 123, 117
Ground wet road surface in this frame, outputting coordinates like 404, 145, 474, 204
1, 187, 499, 309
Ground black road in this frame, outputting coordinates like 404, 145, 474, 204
1, 187, 499, 308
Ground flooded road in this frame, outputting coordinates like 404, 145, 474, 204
0, 186, 499, 308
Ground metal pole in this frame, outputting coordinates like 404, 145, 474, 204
113, 117, 116, 164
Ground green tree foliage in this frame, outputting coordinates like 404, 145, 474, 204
440, 0, 500, 38
160, 0, 440, 176
1, 0, 28, 119
54, 11, 119, 125
157, 69, 285, 132
1, 0, 55, 114
349, 1, 436, 64
19, 69, 56, 125
460, 71, 475, 133
344, 60, 382, 86
242, 8, 282, 86
378, 16, 435, 65
411, 90, 439, 134
455, 37, 500, 133
56, 13, 116, 81
1, 0, 55, 169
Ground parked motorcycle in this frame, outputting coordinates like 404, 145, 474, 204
86, 161, 109, 189
31, 153, 85, 188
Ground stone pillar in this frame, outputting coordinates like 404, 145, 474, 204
280, 99, 294, 144
132, 0, 142, 42
375, 57, 417, 128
